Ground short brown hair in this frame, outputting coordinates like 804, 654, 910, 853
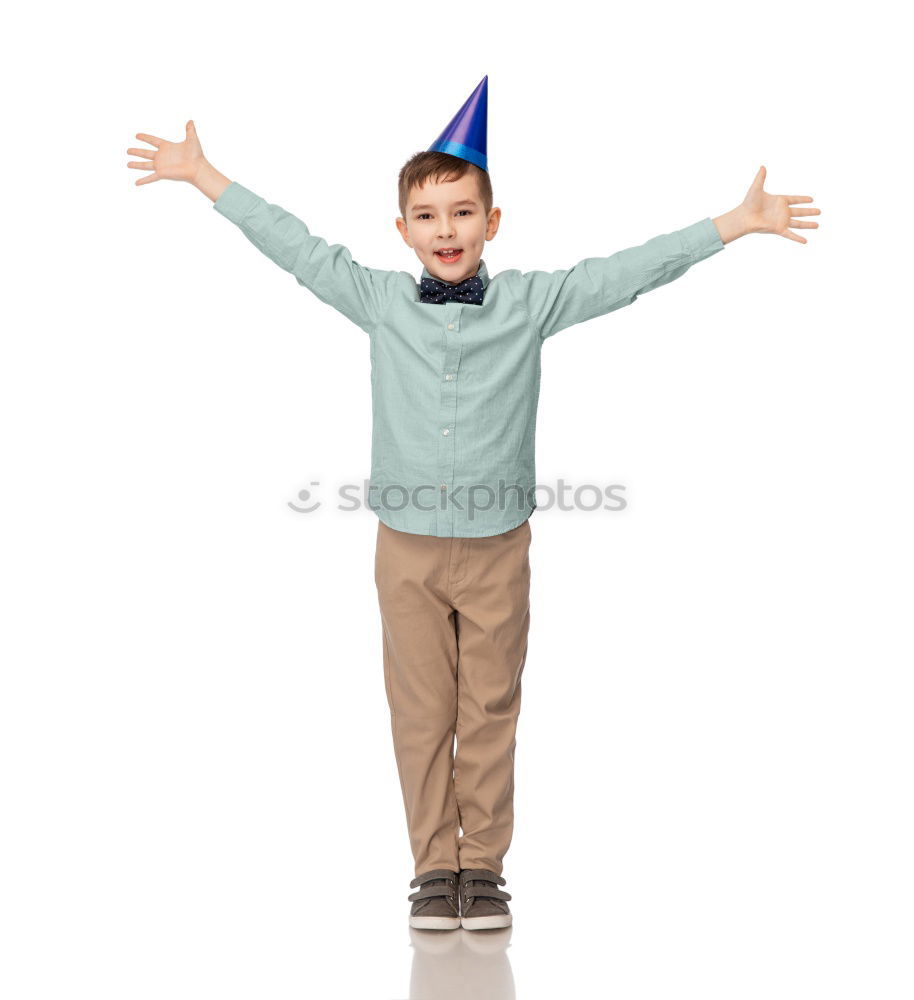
398, 151, 493, 220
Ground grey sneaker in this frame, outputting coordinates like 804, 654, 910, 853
459, 869, 513, 930
408, 869, 461, 930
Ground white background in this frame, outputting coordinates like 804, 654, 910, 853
2, 1, 911, 997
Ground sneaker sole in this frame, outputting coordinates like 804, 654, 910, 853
461, 913, 513, 930
409, 915, 461, 930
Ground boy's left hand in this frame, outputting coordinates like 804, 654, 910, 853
740, 165, 820, 243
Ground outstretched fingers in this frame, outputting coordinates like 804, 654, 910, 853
788, 198, 820, 234
129, 136, 162, 185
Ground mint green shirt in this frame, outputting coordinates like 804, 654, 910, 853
213, 181, 725, 537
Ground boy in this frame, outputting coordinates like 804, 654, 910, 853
127, 75, 820, 932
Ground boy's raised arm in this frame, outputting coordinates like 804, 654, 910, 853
519, 217, 725, 342
208, 178, 399, 335
519, 166, 819, 342
128, 120, 400, 335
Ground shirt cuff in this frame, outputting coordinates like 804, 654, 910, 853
678, 217, 726, 262
212, 181, 261, 224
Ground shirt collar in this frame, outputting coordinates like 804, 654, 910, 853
419, 258, 489, 290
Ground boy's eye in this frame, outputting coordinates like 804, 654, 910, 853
416, 210, 472, 220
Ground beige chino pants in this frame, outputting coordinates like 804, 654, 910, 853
374, 516, 532, 878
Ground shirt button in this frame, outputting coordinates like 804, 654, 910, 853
447, 323, 455, 330
440, 484, 447, 490
442, 428, 450, 435
445, 374, 453, 380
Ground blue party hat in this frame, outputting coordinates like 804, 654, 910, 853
427, 75, 488, 172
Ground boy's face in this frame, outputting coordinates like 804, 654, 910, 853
396, 171, 501, 285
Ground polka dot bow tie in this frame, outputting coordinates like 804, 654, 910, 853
419, 273, 486, 306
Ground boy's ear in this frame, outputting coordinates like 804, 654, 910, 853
396, 217, 413, 247
486, 206, 502, 239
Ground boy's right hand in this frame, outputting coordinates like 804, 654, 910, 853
127, 120, 207, 186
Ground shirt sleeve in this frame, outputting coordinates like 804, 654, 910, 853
519, 217, 725, 341
212, 181, 399, 335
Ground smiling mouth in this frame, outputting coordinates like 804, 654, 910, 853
435, 249, 463, 261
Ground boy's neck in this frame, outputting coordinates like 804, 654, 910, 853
426, 260, 482, 285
